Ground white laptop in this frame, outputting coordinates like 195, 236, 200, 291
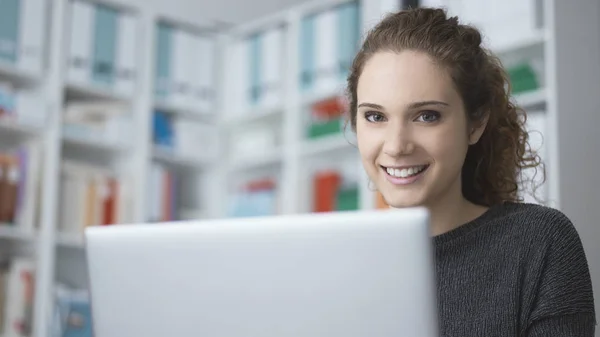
85, 207, 439, 337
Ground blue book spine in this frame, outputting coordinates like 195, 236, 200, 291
152, 110, 173, 148
92, 4, 118, 86
299, 14, 315, 91
0, 0, 21, 63
155, 23, 172, 99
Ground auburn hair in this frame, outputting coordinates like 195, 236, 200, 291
346, 7, 544, 206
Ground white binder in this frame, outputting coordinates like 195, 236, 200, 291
115, 12, 137, 97
168, 28, 191, 108
67, 0, 94, 85
314, 9, 337, 93
18, 0, 47, 74
194, 35, 215, 113
260, 27, 283, 109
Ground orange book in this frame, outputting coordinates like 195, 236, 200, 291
4, 156, 19, 223
102, 178, 117, 225
312, 97, 345, 120
85, 177, 96, 227
246, 178, 276, 191
162, 171, 173, 222
0, 155, 9, 222
313, 170, 341, 212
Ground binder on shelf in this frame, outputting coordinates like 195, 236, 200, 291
115, 12, 137, 97
147, 162, 178, 222
67, 0, 94, 85
300, 14, 315, 91
299, 2, 360, 93
248, 32, 261, 105
259, 27, 283, 109
193, 35, 215, 112
0, 0, 20, 64
154, 22, 173, 100
314, 8, 337, 93
168, 28, 192, 108
17, 0, 46, 74
337, 1, 360, 79
91, 4, 118, 87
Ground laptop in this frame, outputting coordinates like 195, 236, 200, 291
85, 207, 439, 337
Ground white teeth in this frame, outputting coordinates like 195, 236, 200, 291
385, 165, 426, 178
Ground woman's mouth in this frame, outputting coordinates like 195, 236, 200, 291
381, 164, 429, 185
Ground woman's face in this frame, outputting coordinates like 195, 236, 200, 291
356, 50, 485, 208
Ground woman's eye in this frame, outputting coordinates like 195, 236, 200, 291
365, 111, 386, 123
416, 110, 440, 123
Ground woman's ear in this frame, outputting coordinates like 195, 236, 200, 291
468, 114, 489, 145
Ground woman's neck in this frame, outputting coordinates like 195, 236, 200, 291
425, 189, 488, 237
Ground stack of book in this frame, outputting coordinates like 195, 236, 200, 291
0, 142, 41, 229
58, 161, 133, 234
0, 258, 35, 337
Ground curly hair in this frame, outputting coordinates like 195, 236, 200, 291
346, 7, 544, 206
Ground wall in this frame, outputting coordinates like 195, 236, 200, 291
550, 0, 600, 331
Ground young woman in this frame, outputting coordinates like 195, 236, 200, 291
347, 7, 596, 336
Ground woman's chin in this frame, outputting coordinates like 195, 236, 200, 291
380, 192, 426, 209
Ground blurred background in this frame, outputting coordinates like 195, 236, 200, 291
0, 0, 598, 336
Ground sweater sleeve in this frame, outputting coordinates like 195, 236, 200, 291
524, 211, 596, 336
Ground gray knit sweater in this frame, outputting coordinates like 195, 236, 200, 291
434, 202, 596, 336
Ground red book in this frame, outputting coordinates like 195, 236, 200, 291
313, 170, 341, 212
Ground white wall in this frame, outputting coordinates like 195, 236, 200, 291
549, 0, 600, 331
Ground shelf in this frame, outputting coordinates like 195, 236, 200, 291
301, 134, 356, 157
65, 81, 132, 102
0, 225, 36, 243
228, 147, 283, 171
0, 119, 44, 139
152, 146, 213, 169
62, 133, 129, 153
56, 232, 85, 249
493, 29, 547, 56
514, 88, 546, 110
154, 100, 211, 121
0, 61, 40, 87
224, 104, 283, 127
301, 84, 347, 107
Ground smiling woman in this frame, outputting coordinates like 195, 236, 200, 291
345, 7, 596, 337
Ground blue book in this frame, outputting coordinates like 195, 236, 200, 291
152, 110, 173, 148
92, 4, 118, 86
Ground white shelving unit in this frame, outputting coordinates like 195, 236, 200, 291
0, 0, 597, 336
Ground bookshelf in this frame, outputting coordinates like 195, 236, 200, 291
0, 0, 597, 336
